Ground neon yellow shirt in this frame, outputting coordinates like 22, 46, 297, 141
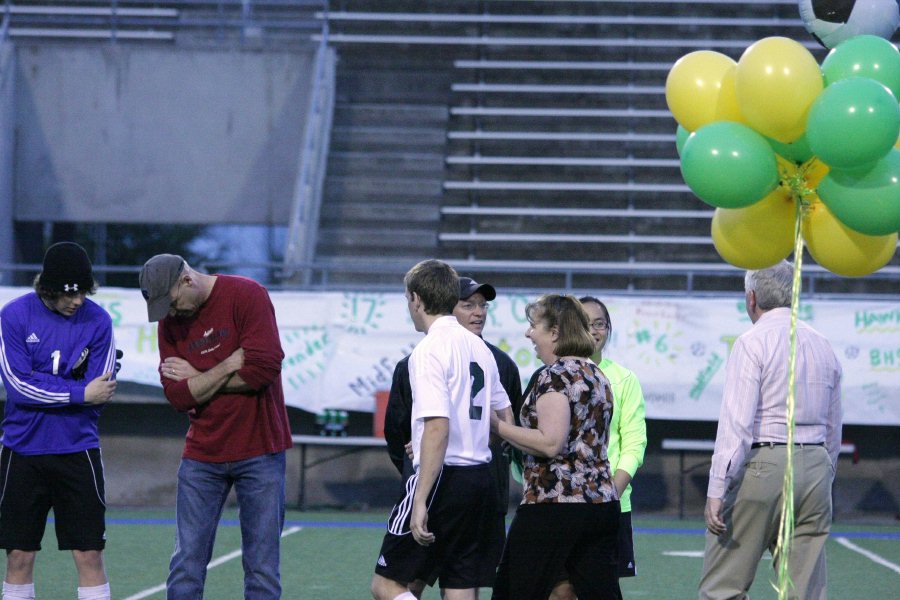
598, 358, 648, 513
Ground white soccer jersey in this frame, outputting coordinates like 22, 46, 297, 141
409, 315, 511, 468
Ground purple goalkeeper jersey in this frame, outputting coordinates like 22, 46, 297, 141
0, 292, 116, 455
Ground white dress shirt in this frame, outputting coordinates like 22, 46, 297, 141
707, 307, 842, 499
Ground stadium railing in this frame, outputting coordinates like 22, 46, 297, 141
2, 1, 324, 43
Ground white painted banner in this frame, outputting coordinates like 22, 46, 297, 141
2, 287, 897, 425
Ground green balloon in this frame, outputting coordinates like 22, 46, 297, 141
818, 150, 900, 236
766, 132, 813, 164
675, 124, 692, 156
807, 77, 900, 170
680, 121, 778, 209
823, 35, 900, 101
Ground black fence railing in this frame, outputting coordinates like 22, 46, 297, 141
2, 259, 898, 299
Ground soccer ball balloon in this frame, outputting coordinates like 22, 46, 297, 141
800, 0, 900, 48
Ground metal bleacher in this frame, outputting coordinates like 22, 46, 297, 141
440, 0, 814, 292
319, 0, 899, 295
3, 2, 896, 294
1, 1, 323, 46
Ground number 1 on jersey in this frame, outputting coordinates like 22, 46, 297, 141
469, 362, 484, 420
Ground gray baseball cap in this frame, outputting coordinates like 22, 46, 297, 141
139, 254, 185, 322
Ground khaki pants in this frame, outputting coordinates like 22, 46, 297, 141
699, 445, 833, 600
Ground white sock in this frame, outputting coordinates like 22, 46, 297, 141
392, 593, 418, 600
2, 582, 35, 600
77, 583, 110, 600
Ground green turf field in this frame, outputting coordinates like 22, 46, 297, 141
10, 509, 898, 599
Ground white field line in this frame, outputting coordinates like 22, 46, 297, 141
121, 526, 303, 600
834, 537, 900, 575
664, 536, 900, 572
661, 550, 771, 560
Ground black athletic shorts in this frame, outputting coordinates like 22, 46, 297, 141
375, 463, 495, 589
0, 447, 107, 551
617, 511, 636, 577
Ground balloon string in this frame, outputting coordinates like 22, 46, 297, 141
777, 156, 819, 207
773, 198, 804, 599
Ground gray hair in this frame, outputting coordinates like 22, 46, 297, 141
744, 261, 793, 310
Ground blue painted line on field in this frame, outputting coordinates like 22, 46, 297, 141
104, 517, 387, 529
284, 520, 386, 529
635, 527, 705, 536
105, 518, 178, 526
104, 518, 900, 540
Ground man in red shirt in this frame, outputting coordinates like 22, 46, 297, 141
139, 254, 292, 600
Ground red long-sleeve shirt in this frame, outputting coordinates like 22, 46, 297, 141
158, 275, 292, 462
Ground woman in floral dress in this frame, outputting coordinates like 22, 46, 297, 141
490, 294, 622, 600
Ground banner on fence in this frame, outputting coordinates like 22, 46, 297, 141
1, 287, 896, 425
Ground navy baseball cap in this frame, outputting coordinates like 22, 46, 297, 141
459, 277, 496, 301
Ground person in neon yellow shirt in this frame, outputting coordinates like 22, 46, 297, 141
549, 295, 648, 599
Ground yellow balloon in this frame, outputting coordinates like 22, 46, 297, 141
736, 37, 824, 144
714, 64, 746, 124
802, 199, 898, 277
666, 51, 739, 132
712, 187, 796, 269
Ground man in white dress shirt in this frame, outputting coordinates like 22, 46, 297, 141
699, 260, 842, 600
371, 259, 512, 600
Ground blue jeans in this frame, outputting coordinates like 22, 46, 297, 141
167, 452, 286, 600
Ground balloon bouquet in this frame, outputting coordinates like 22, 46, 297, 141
667, 0, 900, 278
667, 2, 900, 598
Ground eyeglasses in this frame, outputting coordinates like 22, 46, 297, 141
168, 262, 185, 311
169, 281, 183, 311
589, 319, 609, 331
459, 301, 490, 311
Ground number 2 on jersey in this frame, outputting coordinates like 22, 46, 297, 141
469, 362, 484, 420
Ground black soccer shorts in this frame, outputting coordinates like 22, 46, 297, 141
375, 463, 495, 590
0, 447, 107, 551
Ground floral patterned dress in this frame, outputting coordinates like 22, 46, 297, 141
520, 357, 618, 504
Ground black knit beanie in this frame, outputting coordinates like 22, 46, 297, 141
38, 242, 94, 293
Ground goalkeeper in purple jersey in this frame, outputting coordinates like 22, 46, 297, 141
0, 242, 117, 600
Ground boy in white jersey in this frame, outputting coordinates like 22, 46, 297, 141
371, 260, 512, 600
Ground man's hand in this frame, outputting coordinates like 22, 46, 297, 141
410, 501, 434, 546
162, 348, 246, 406
161, 357, 200, 382
222, 347, 244, 373
705, 497, 727, 536
404, 441, 414, 461
84, 372, 116, 405
161, 348, 243, 383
